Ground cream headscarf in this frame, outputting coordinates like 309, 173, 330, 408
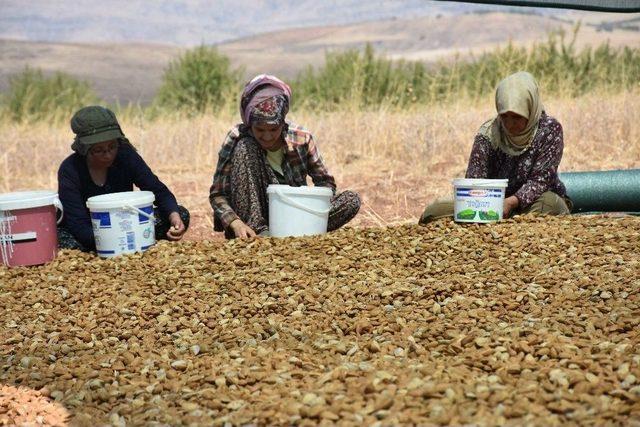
479, 71, 544, 156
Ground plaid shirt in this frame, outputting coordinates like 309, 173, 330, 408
209, 122, 336, 231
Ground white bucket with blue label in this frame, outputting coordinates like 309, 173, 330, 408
453, 178, 509, 223
86, 191, 156, 257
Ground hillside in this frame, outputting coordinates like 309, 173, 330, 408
218, 11, 639, 71
0, 0, 483, 45
1, 10, 637, 104
0, 40, 180, 105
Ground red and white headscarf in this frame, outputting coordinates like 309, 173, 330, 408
240, 74, 292, 126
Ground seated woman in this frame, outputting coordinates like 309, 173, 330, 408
420, 71, 570, 224
57, 105, 190, 251
210, 74, 361, 238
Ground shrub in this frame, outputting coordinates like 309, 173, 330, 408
154, 45, 242, 114
293, 25, 640, 110
294, 44, 422, 110
3, 67, 98, 123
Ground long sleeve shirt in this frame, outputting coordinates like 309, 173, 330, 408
209, 121, 336, 231
465, 112, 567, 208
58, 144, 179, 250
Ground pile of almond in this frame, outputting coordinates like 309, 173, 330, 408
1, 215, 638, 426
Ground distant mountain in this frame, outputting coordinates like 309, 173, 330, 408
3, 8, 635, 105
0, 0, 527, 45
2, 1, 634, 105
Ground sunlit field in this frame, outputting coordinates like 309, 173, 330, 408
1, 89, 638, 239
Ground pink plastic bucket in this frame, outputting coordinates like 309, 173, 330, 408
0, 191, 63, 267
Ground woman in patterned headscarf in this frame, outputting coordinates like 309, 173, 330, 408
210, 74, 361, 238
420, 71, 570, 223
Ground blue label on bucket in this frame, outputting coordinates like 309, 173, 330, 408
456, 192, 503, 198
126, 232, 136, 250
456, 188, 504, 198
138, 205, 153, 224
91, 212, 111, 228
456, 188, 504, 193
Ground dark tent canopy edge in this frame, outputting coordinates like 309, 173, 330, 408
436, 0, 640, 13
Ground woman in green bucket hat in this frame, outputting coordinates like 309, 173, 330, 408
57, 105, 190, 252
420, 71, 571, 224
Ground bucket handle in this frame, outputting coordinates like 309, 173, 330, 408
54, 197, 64, 225
275, 188, 330, 217
125, 205, 155, 221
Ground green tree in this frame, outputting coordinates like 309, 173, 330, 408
154, 46, 242, 114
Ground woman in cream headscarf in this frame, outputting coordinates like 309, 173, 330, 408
420, 71, 570, 223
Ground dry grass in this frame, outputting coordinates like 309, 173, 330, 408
1, 90, 639, 240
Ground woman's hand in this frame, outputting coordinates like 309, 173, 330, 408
166, 212, 186, 241
229, 219, 256, 239
503, 195, 520, 218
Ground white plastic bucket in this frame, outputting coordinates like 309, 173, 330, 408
0, 190, 63, 267
453, 178, 509, 223
267, 185, 332, 237
86, 191, 156, 257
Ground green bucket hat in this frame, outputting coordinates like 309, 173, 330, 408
70, 106, 125, 154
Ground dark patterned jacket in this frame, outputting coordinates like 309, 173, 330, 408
466, 113, 566, 208
58, 144, 179, 250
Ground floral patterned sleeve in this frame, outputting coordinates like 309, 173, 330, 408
514, 120, 564, 207
465, 134, 493, 179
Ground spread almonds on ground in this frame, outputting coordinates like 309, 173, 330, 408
1, 215, 639, 426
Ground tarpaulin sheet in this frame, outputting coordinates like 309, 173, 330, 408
559, 169, 640, 213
